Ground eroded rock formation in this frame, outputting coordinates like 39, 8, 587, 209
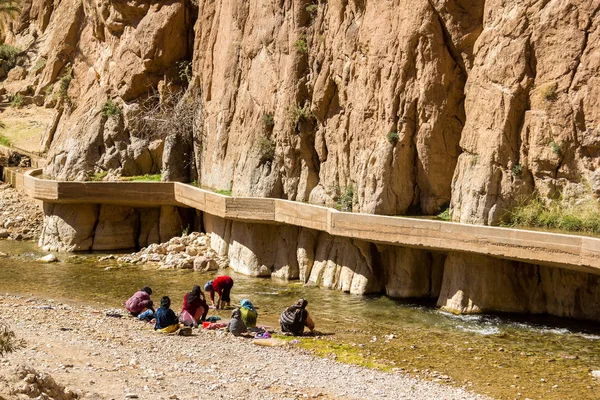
2, 0, 600, 321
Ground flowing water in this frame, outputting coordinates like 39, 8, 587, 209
1, 240, 599, 399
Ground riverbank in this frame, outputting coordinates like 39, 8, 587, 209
0, 181, 43, 241
0, 294, 487, 400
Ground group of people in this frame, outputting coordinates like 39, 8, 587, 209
124, 275, 315, 336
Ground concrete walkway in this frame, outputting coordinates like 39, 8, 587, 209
6, 168, 600, 275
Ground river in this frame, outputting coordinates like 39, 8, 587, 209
1, 240, 599, 399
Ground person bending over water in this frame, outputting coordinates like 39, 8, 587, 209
154, 296, 180, 333
280, 298, 315, 336
125, 286, 154, 319
204, 276, 234, 309
240, 299, 258, 328
180, 285, 209, 327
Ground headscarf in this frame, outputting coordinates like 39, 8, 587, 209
141, 286, 152, 295
285, 298, 308, 314
160, 296, 171, 309
204, 280, 214, 292
295, 298, 308, 309
187, 285, 203, 304
240, 299, 257, 315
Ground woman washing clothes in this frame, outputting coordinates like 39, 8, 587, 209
240, 299, 258, 328
204, 275, 234, 309
125, 286, 154, 320
180, 285, 209, 327
280, 298, 315, 336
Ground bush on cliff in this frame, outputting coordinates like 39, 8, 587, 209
0, 43, 20, 71
504, 194, 600, 234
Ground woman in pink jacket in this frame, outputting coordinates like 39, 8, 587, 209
125, 286, 154, 319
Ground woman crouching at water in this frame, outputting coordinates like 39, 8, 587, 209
180, 285, 209, 327
280, 298, 315, 336
154, 296, 180, 333
125, 286, 154, 320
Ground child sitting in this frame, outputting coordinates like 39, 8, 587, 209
154, 296, 180, 334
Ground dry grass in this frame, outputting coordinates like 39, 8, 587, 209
503, 195, 600, 234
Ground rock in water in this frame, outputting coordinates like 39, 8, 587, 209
36, 254, 58, 263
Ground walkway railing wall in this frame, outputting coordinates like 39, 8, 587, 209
3, 168, 599, 275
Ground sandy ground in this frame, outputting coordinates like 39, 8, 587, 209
0, 104, 54, 154
0, 294, 489, 400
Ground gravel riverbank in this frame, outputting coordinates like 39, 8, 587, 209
0, 181, 43, 241
0, 294, 489, 400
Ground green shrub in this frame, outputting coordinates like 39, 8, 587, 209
0, 134, 11, 147
58, 66, 73, 105
102, 99, 121, 117
0, 43, 20, 70
44, 84, 54, 97
32, 58, 46, 74
90, 171, 108, 181
336, 184, 356, 212
263, 113, 275, 129
177, 60, 192, 82
0, 322, 24, 357
541, 82, 558, 102
257, 136, 275, 163
289, 103, 314, 129
511, 164, 523, 177
10, 93, 23, 108
121, 174, 162, 182
503, 195, 600, 234
306, 4, 318, 15
550, 141, 561, 156
215, 189, 232, 196
387, 131, 399, 145
294, 38, 308, 54
437, 207, 451, 221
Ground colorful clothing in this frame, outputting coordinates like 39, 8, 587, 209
280, 305, 309, 336
180, 292, 208, 326
125, 291, 153, 315
154, 307, 179, 330
240, 307, 257, 328
208, 276, 234, 303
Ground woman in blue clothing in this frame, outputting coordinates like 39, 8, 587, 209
154, 296, 180, 333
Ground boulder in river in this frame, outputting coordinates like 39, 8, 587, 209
36, 254, 58, 263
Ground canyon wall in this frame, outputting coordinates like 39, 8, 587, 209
4, 0, 600, 221
3, 1, 600, 321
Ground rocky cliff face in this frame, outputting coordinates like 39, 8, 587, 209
3, 1, 600, 320
3, 0, 599, 222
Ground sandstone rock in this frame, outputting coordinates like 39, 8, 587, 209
92, 205, 139, 251
7, 66, 27, 81
138, 207, 160, 248
378, 246, 444, 299
437, 253, 600, 320
159, 206, 182, 243
193, 256, 218, 272
167, 243, 186, 253
38, 203, 98, 252
308, 233, 381, 295
36, 254, 58, 263
204, 214, 231, 257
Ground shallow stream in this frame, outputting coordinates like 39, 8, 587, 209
1, 240, 599, 399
